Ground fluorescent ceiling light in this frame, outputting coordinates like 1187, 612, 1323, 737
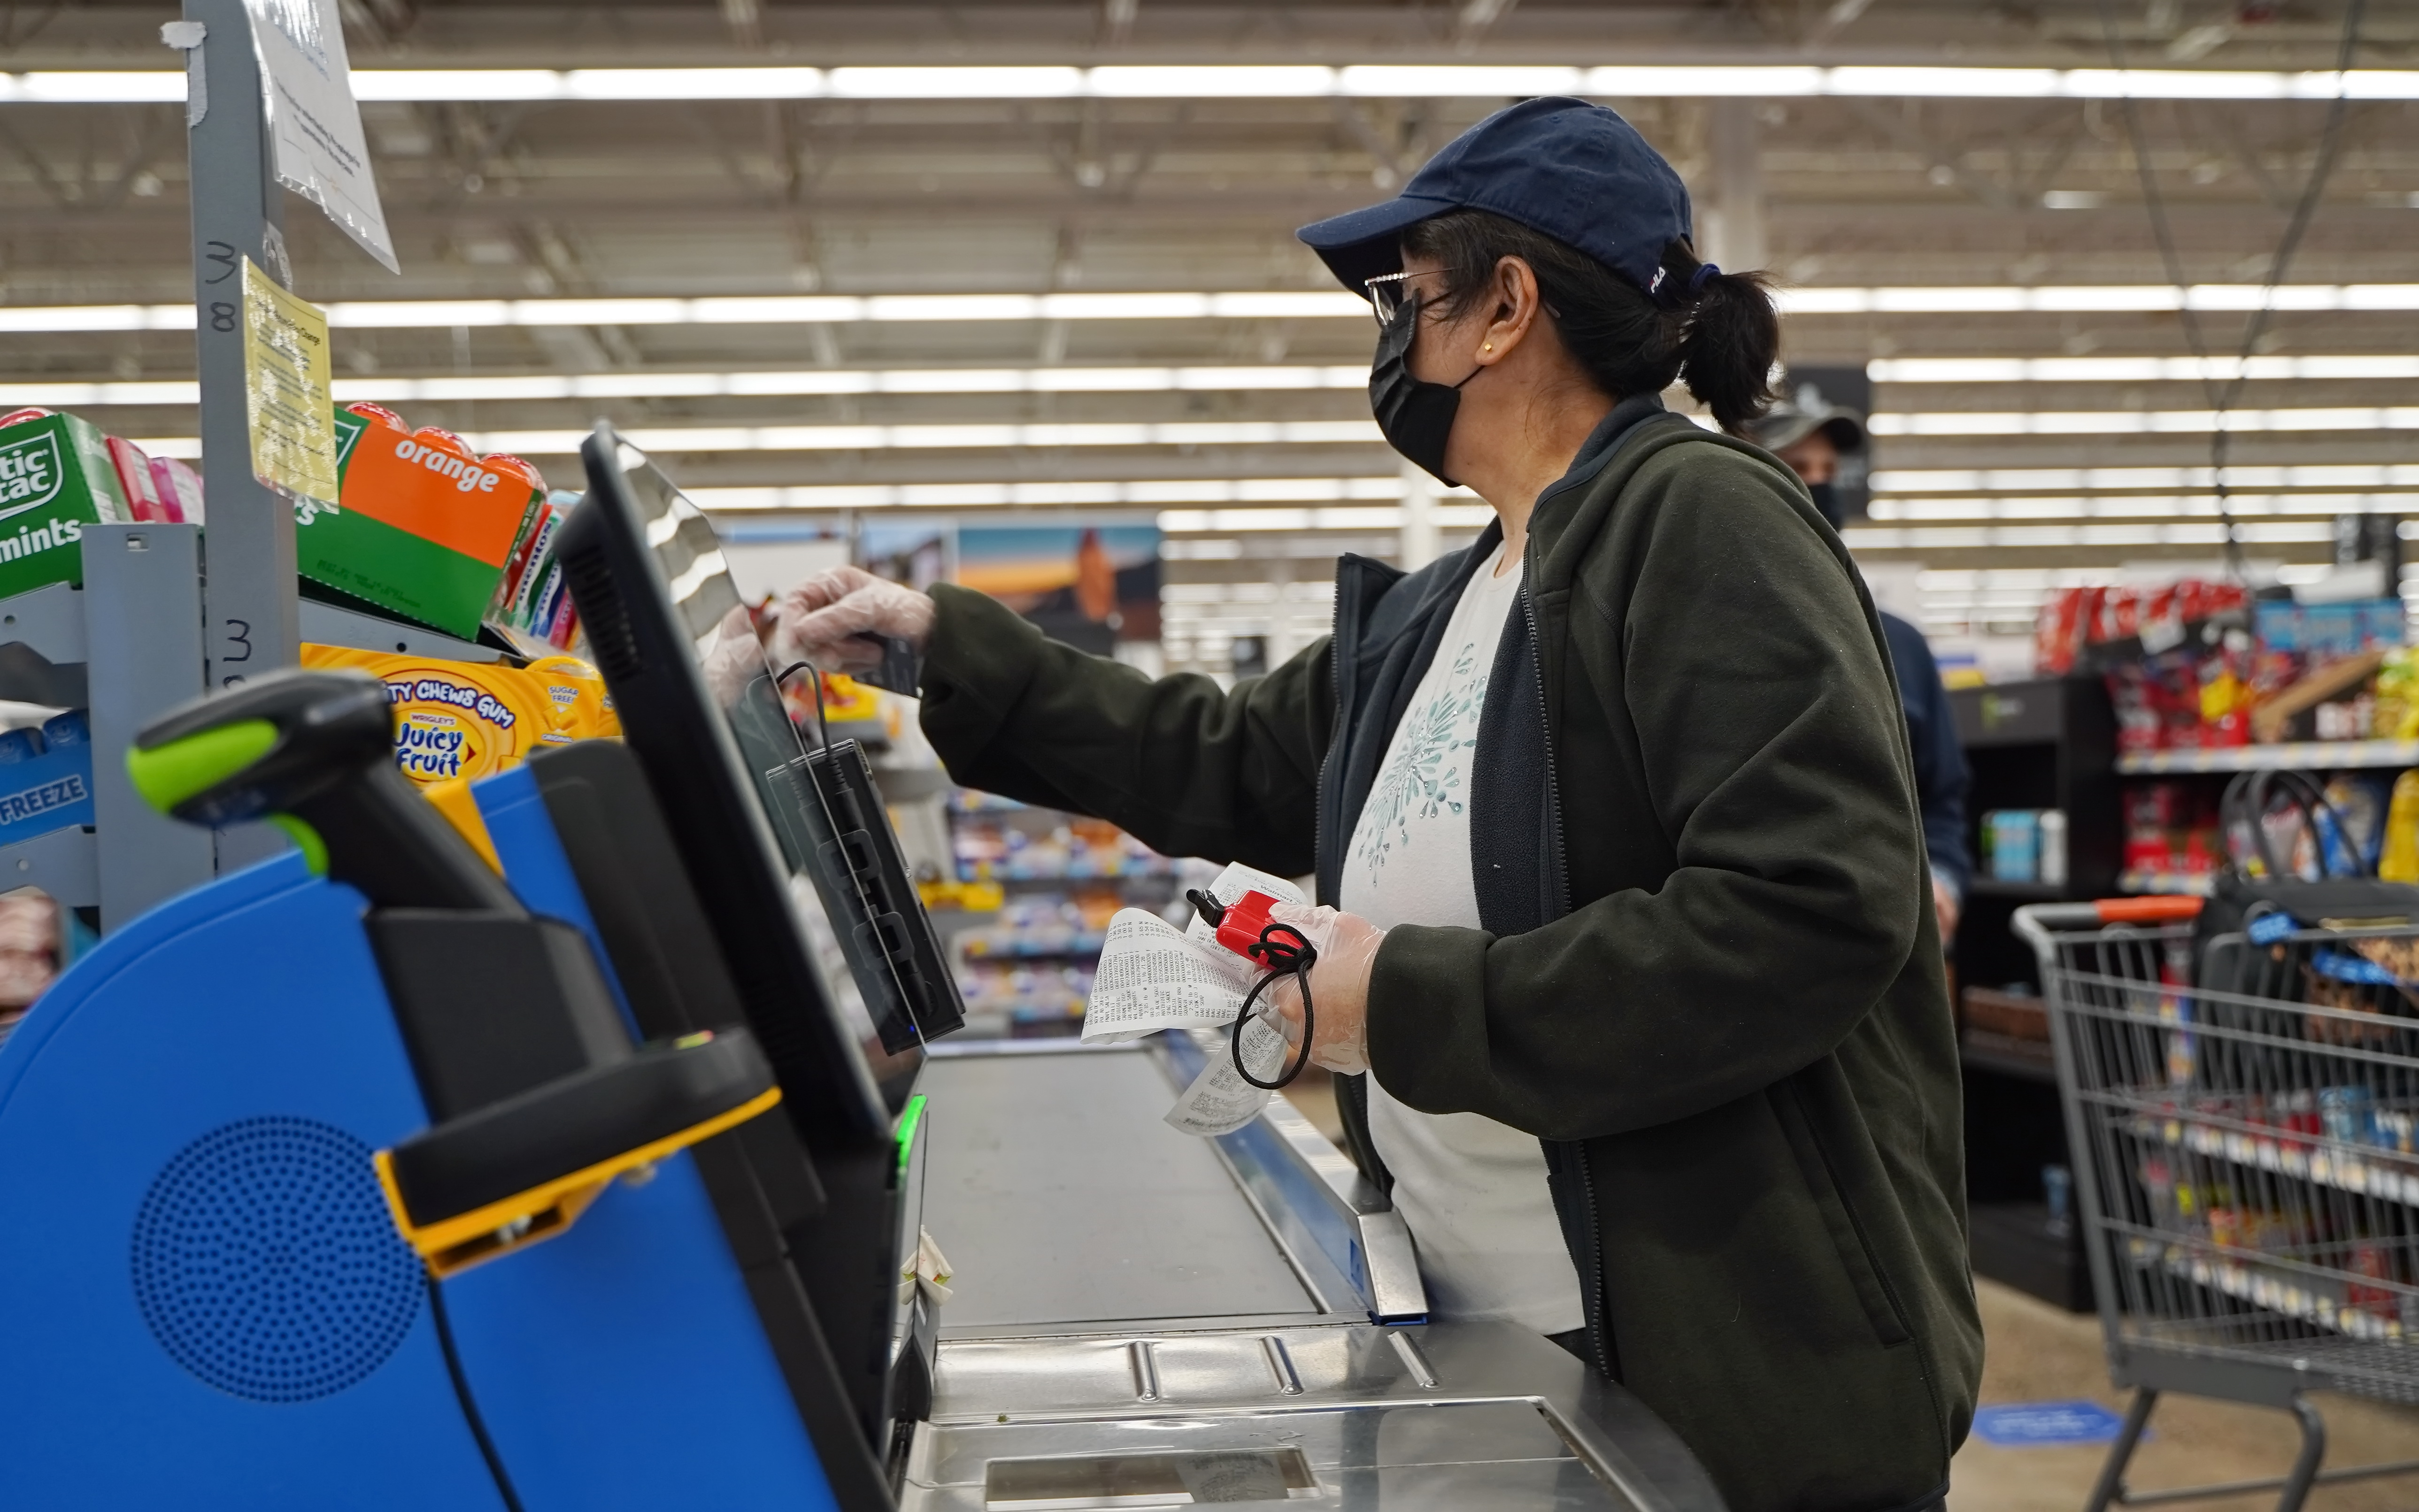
17, 357, 2418, 412
12, 284, 2419, 335
1871, 355, 2419, 383
1872, 463, 2419, 493
0, 364, 1372, 409
10, 65, 2418, 104
126, 418, 1383, 459
1844, 521, 2335, 550
686, 476, 1436, 511
1866, 492, 2414, 521
1870, 407, 2419, 437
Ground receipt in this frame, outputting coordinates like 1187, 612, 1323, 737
1165, 1015, 1293, 1137
1081, 910, 1253, 1043
1078, 862, 1310, 1136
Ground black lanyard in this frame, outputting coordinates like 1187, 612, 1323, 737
1230, 922, 1316, 1090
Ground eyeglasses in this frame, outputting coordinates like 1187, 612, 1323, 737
1363, 268, 1463, 328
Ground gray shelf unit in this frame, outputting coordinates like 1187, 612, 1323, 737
0, 524, 212, 929
0, 525, 496, 933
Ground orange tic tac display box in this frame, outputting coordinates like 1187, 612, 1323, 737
301, 404, 546, 639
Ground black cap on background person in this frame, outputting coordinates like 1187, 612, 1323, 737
1748, 400, 1867, 529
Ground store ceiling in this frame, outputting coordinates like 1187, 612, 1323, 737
3, 1, 2417, 659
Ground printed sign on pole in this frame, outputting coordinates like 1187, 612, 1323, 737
241, 0, 398, 273
240, 257, 341, 516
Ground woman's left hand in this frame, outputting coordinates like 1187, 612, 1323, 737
1256, 901, 1386, 1075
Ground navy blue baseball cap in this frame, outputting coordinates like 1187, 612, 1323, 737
1297, 97, 1697, 305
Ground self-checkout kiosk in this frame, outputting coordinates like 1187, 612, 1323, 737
0, 425, 1727, 1512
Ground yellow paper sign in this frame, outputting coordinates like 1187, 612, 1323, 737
241, 257, 340, 513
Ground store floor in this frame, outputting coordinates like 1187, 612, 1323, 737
1277, 1077, 2419, 1507
1953, 1280, 2419, 1512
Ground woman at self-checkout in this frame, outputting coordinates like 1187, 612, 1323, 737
771, 99, 1981, 1512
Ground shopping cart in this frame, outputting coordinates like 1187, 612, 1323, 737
2014, 897, 2419, 1512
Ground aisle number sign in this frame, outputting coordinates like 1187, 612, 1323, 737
241, 257, 339, 515
242, 0, 398, 273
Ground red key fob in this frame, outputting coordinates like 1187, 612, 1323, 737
1187, 888, 1282, 960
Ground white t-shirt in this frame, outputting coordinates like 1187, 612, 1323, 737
1339, 542, 1585, 1335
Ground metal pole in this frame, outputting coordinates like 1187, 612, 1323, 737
185, 0, 300, 866
1705, 100, 1766, 272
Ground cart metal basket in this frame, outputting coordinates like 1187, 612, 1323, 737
2014, 897, 2419, 1512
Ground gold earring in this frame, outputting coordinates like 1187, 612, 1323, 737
1482, 342, 1494, 352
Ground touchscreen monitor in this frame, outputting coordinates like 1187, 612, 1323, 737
554, 426, 960, 1140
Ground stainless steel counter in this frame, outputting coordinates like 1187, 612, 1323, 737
901, 1037, 1724, 1512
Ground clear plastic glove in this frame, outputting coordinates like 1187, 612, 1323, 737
1256, 901, 1383, 1076
765, 565, 937, 678
699, 604, 764, 709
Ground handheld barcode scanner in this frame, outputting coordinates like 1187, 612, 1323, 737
1186, 888, 1317, 1090
127, 671, 517, 911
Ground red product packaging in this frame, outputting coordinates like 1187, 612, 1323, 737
2036, 589, 2088, 675
148, 455, 203, 524
103, 437, 166, 522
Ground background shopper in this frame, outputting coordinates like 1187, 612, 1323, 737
1751, 400, 1974, 939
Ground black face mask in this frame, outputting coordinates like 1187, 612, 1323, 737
1370, 296, 1485, 486
1806, 480, 1843, 530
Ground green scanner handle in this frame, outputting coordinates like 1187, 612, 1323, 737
129, 669, 523, 913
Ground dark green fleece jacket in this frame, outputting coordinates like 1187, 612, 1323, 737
915, 408, 1980, 1512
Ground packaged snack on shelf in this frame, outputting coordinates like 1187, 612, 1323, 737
102, 437, 168, 523
489, 492, 585, 649
523, 653, 621, 739
147, 453, 203, 524
2372, 648, 2419, 740
2124, 780, 2224, 878
2320, 774, 2391, 873
2380, 771, 2419, 883
2037, 579, 2250, 675
0, 408, 133, 599
301, 403, 547, 638
2257, 599, 2407, 660
300, 644, 614, 785
0, 716, 92, 844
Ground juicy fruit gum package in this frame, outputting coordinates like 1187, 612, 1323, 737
304, 404, 546, 639
0, 409, 131, 599
300, 644, 619, 787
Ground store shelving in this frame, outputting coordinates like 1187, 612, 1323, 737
1958, 1028, 2058, 1085
1951, 674, 2119, 1312
2118, 870, 2219, 897
1967, 879, 2074, 901
2137, 1113, 2419, 1208
2118, 739, 2419, 775
934, 788, 1183, 1030
2133, 1238, 2412, 1343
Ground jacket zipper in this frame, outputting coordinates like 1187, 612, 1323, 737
1310, 566, 1350, 906
1521, 537, 1601, 1371
1576, 1143, 1611, 1377
1519, 574, 1568, 921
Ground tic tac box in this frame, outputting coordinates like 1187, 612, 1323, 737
300, 406, 544, 639
0, 411, 131, 600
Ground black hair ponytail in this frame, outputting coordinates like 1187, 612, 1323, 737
1658, 240, 1781, 434
1398, 212, 1782, 436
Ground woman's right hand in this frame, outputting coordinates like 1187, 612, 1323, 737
767, 565, 938, 676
